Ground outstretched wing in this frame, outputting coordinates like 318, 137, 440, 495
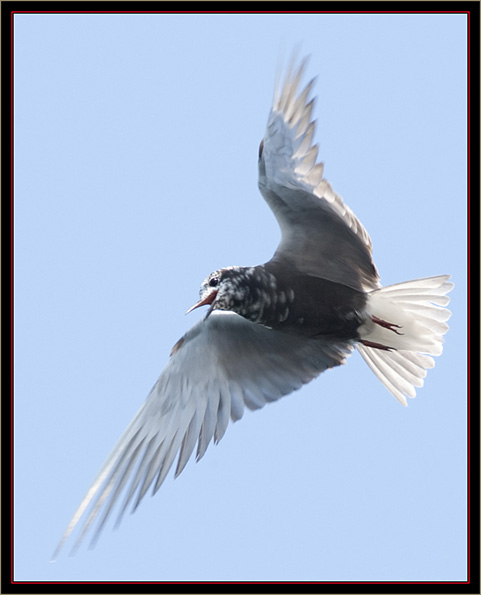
53, 311, 352, 557
258, 56, 379, 292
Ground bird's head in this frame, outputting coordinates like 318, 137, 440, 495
186, 267, 249, 317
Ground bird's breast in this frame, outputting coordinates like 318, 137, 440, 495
236, 265, 367, 340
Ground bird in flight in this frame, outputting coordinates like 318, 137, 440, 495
53, 55, 452, 558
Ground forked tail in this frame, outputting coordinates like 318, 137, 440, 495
357, 275, 453, 406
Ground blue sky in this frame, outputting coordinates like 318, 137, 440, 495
13, 12, 468, 582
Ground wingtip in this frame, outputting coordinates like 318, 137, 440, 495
50, 527, 72, 562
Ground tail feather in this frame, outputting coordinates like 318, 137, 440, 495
357, 275, 453, 406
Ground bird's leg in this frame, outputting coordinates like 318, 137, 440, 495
372, 315, 403, 335
359, 339, 395, 351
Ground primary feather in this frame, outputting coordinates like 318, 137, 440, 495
53, 312, 350, 558
259, 56, 379, 291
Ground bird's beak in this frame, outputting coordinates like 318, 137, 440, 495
185, 290, 218, 315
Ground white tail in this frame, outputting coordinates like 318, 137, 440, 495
357, 275, 453, 406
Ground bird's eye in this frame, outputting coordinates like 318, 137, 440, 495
209, 277, 219, 288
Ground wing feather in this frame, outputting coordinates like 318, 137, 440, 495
53, 311, 351, 558
259, 56, 379, 291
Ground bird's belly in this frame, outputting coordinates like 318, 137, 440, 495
254, 276, 367, 339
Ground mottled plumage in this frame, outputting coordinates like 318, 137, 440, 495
197, 264, 366, 338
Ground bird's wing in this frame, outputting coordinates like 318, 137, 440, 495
258, 56, 380, 291
53, 311, 352, 557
